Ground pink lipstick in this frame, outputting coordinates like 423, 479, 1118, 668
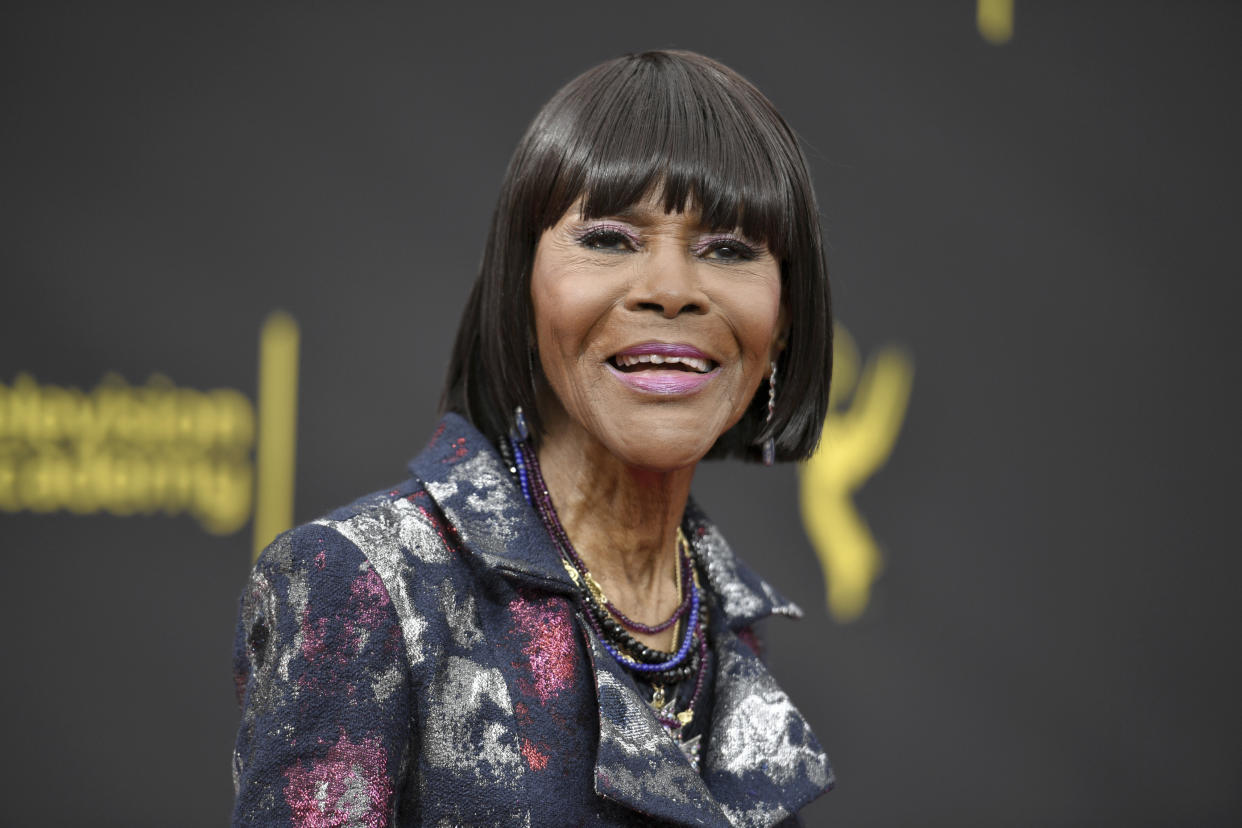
607, 342, 719, 395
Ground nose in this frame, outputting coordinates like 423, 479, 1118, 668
624, 249, 709, 318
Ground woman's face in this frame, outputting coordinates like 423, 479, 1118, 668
530, 191, 786, 472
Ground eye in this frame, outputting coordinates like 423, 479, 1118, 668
698, 236, 760, 262
577, 225, 638, 252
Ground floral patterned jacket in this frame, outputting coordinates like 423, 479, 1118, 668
232, 414, 833, 826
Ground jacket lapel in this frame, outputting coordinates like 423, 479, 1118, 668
702, 621, 835, 826
687, 504, 835, 825
586, 627, 734, 827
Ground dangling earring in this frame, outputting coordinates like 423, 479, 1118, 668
514, 405, 530, 442
762, 360, 777, 466
508, 405, 533, 504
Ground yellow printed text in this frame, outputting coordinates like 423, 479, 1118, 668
0, 373, 255, 534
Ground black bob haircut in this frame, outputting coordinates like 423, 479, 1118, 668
442, 50, 832, 462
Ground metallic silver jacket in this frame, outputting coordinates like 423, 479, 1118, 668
232, 414, 833, 826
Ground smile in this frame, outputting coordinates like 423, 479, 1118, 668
606, 342, 720, 395
612, 353, 713, 373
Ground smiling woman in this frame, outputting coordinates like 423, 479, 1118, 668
232, 50, 834, 827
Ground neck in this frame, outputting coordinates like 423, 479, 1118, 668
534, 407, 695, 630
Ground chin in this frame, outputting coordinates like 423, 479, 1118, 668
606, 426, 718, 473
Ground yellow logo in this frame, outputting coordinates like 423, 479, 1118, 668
799, 326, 914, 622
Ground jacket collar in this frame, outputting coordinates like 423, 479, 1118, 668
410, 414, 832, 825
682, 500, 804, 630
409, 414, 574, 595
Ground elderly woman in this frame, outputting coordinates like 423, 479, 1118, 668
232, 50, 834, 826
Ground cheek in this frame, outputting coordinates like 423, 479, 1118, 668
529, 249, 568, 359
531, 253, 620, 358
530, 269, 614, 400
532, 284, 590, 372
731, 281, 784, 364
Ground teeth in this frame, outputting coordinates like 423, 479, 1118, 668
615, 353, 711, 372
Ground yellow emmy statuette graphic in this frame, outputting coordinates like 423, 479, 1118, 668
798, 326, 914, 622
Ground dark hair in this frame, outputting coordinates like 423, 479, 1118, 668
441, 50, 832, 462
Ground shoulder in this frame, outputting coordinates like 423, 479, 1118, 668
314, 477, 461, 571
242, 470, 468, 679
247, 477, 423, 592
252, 473, 459, 589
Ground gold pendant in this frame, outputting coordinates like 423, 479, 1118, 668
584, 571, 608, 605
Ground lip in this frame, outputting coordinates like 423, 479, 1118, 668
605, 363, 718, 395
612, 341, 713, 361
605, 341, 720, 396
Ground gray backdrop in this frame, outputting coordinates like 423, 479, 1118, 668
2, 2, 1239, 826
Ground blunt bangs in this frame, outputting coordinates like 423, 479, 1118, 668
443, 50, 832, 463
527, 53, 805, 260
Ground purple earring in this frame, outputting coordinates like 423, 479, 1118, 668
514, 405, 530, 442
